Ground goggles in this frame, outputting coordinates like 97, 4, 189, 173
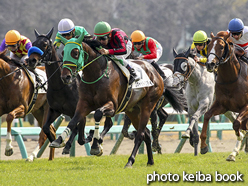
133, 41, 143, 45
231, 32, 242, 36
194, 43, 204, 46
7, 43, 18, 48
98, 36, 109, 41
62, 32, 73, 37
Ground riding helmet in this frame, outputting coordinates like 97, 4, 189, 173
228, 18, 244, 32
94, 21, 111, 36
58, 18, 75, 34
130, 30, 146, 42
5, 30, 21, 45
193, 30, 208, 43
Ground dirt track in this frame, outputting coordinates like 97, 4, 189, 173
0, 130, 243, 161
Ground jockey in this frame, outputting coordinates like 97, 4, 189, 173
94, 21, 139, 85
228, 18, 248, 63
190, 30, 211, 64
0, 30, 32, 65
54, 18, 90, 50
130, 30, 166, 80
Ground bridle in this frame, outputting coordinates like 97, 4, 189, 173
207, 37, 233, 66
173, 56, 196, 86
208, 36, 241, 85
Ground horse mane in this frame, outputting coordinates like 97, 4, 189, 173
83, 37, 103, 52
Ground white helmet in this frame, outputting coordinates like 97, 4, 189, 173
58, 18, 75, 34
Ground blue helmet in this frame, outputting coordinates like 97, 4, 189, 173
228, 18, 244, 32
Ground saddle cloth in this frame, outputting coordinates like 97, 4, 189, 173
115, 59, 154, 88
27, 68, 47, 94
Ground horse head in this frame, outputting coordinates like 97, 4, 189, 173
27, 27, 54, 69
172, 47, 191, 89
60, 33, 85, 84
206, 31, 231, 72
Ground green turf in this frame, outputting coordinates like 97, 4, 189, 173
0, 152, 247, 186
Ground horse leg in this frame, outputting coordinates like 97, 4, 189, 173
100, 117, 113, 140
144, 127, 154, 166
189, 122, 199, 156
150, 109, 159, 153
233, 106, 248, 141
155, 108, 168, 154
62, 126, 78, 155
91, 102, 115, 156
125, 110, 152, 168
5, 106, 25, 156
50, 110, 86, 148
122, 114, 136, 140
200, 102, 224, 154
42, 108, 61, 142
224, 111, 241, 161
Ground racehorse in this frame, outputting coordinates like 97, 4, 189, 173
0, 50, 55, 160
27, 28, 113, 158
122, 63, 188, 154
172, 47, 239, 158
202, 31, 248, 157
49, 34, 164, 167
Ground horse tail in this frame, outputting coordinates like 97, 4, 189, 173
163, 87, 188, 113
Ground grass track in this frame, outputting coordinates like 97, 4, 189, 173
0, 152, 247, 186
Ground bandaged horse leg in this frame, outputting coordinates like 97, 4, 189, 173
91, 102, 115, 156
26, 144, 40, 161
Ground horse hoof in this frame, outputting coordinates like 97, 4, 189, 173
226, 155, 235, 162
124, 162, 133, 169
200, 146, 208, 154
182, 132, 190, 138
90, 144, 103, 156
5, 148, 13, 156
26, 156, 34, 162
62, 148, 70, 155
49, 141, 65, 148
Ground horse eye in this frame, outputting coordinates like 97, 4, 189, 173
181, 62, 187, 71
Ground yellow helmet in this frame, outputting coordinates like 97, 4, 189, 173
5, 30, 21, 45
130, 30, 146, 42
193, 30, 207, 44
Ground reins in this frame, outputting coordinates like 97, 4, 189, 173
0, 66, 23, 81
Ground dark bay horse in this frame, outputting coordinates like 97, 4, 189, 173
0, 50, 55, 160
27, 28, 113, 157
50, 34, 164, 167
202, 31, 248, 155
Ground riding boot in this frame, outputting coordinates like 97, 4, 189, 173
126, 64, 140, 85
151, 61, 166, 80
240, 55, 248, 64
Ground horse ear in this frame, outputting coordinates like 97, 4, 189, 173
173, 48, 178, 57
210, 32, 214, 39
46, 27, 54, 40
34, 29, 40, 38
185, 47, 191, 57
224, 32, 231, 40
76, 34, 84, 44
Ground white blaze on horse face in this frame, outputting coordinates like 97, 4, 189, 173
208, 40, 217, 63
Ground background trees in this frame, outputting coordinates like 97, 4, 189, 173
0, 0, 247, 62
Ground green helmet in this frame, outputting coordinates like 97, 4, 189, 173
94, 21, 112, 37
193, 30, 207, 43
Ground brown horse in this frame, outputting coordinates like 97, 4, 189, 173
0, 50, 55, 160
49, 34, 164, 167
201, 31, 248, 154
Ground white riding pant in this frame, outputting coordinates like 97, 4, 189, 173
114, 40, 132, 67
